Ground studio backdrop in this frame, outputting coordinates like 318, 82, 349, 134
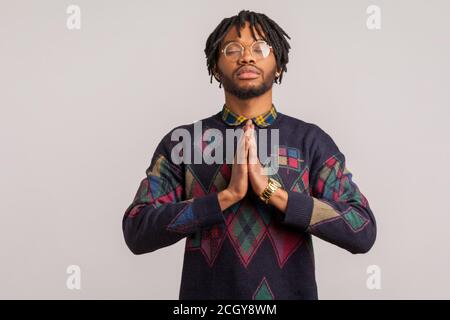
1, 0, 449, 299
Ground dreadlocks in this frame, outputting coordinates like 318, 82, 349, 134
204, 10, 291, 86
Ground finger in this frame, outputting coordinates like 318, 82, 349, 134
237, 130, 248, 165
248, 127, 258, 165
244, 135, 250, 158
235, 132, 244, 163
244, 119, 252, 132
244, 122, 252, 135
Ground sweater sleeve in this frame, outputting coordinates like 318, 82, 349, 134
122, 132, 226, 255
279, 127, 377, 254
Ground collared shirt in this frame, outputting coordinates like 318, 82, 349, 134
220, 104, 278, 128
123, 106, 377, 300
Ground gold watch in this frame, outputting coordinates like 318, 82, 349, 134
259, 178, 282, 204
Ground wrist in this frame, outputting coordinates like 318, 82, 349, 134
218, 189, 242, 211
259, 177, 282, 204
226, 187, 245, 202
268, 188, 288, 212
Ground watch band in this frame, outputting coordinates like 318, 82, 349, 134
259, 178, 282, 204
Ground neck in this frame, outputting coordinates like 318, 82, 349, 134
224, 89, 273, 119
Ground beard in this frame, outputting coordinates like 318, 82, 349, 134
220, 67, 277, 100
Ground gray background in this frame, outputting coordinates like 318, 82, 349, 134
1, 0, 449, 299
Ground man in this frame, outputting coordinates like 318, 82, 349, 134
122, 10, 376, 300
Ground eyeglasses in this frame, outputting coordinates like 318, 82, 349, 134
221, 40, 273, 61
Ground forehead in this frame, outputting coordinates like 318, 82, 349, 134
221, 20, 266, 46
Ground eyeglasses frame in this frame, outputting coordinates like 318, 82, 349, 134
220, 39, 273, 61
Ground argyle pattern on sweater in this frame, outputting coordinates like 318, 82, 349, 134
122, 106, 377, 300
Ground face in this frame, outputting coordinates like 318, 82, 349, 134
215, 21, 280, 100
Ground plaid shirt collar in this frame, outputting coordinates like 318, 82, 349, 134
220, 104, 278, 128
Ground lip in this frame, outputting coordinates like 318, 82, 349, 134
237, 72, 260, 80
236, 66, 260, 80
236, 66, 260, 76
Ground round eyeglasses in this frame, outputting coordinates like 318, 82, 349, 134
221, 40, 273, 61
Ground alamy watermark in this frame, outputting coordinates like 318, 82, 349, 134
366, 5, 381, 30
66, 265, 81, 290
66, 5, 81, 30
366, 264, 381, 290
170, 120, 281, 175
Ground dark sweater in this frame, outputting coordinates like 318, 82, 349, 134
122, 105, 377, 300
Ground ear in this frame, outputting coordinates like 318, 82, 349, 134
274, 69, 282, 84
213, 65, 221, 81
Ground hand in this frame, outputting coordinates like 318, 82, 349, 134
247, 122, 289, 211
218, 119, 252, 210
247, 121, 269, 196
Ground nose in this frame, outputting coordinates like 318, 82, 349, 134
238, 46, 256, 64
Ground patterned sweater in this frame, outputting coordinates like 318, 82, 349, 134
122, 104, 377, 300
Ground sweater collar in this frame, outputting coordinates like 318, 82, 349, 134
220, 104, 278, 128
